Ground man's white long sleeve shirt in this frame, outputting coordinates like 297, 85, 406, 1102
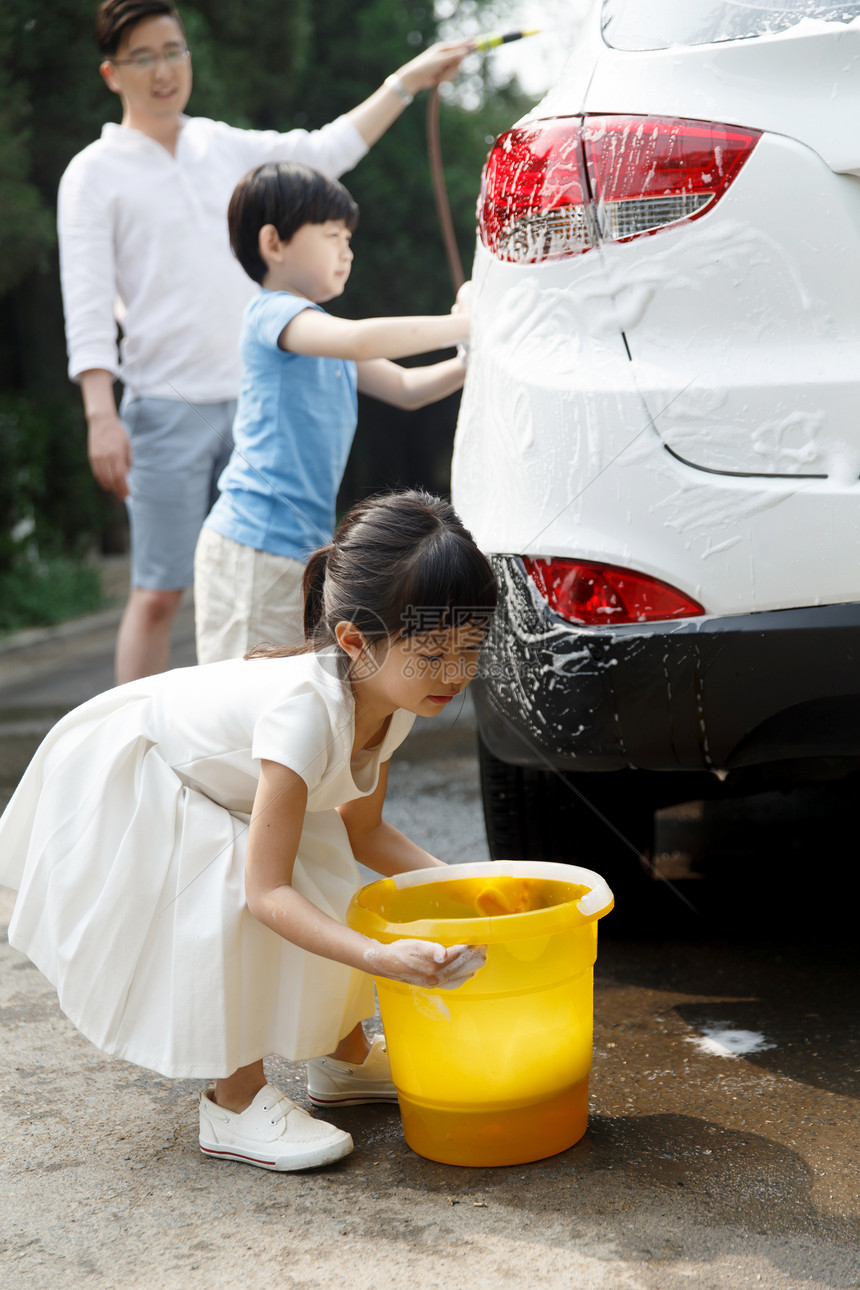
57, 114, 368, 403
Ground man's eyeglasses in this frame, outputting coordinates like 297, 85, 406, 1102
110, 47, 190, 70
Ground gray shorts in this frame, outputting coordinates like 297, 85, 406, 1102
122, 396, 236, 591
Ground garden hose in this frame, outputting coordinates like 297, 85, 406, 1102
427, 30, 540, 292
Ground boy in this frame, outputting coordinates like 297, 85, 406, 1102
194, 162, 470, 663
59, 0, 473, 683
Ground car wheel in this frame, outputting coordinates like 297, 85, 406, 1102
477, 736, 654, 895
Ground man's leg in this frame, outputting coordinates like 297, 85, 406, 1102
120, 396, 236, 682
116, 587, 185, 683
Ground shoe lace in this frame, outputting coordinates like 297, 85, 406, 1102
263, 1090, 297, 1125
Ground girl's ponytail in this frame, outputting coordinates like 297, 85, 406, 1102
302, 545, 331, 640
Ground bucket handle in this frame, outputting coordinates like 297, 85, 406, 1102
562, 865, 614, 920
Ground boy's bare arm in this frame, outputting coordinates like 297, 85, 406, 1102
279, 309, 468, 361
356, 357, 466, 410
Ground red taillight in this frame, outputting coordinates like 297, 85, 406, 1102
584, 116, 761, 242
523, 557, 704, 626
479, 118, 594, 263
479, 115, 760, 264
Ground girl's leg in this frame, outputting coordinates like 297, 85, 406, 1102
307, 1025, 395, 1107
330, 1023, 371, 1064
212, 1059, 266, 1113
200, 1059, 354, 1169
213, 1029, 372, 1112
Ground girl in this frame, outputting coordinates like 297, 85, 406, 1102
0, 491, 495, 1171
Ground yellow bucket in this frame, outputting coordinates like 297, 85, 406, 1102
346, 860, 614, 1167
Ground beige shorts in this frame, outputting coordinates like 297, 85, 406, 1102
194, 526, 306, 663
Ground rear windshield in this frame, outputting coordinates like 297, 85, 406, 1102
602, 0, 860, 51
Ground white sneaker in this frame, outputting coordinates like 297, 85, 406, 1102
199, 1084, 353, 1171
307, 1035, 399, 1108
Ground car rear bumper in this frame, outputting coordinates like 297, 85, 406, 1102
476, 557, 860, 774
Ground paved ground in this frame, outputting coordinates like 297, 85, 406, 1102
1, 587, 858, 1289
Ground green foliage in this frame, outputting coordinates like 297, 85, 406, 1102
2, 1, 118, 204
0, 395, 107, 572
0, 395, 109, 633
0, 9, 56, 294
287, 0, 531, 317
0, 557, 103, 636
181, 1, 314, 127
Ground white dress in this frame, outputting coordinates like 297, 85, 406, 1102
0, 653, 414, 1079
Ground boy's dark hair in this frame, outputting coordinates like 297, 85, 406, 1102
228, 162, 360, 285
95, 0, 185, 58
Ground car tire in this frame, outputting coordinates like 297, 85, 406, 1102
477, 736, 654, 895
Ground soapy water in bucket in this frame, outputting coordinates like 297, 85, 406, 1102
367, 874, 590, 925
474, 876, 556, 916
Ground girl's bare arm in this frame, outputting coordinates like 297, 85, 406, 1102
245, 760, 481, 988
244, 760, 363, 961
338, 761, 447, 875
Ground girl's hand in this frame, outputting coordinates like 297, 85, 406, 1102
364, 939, 486, 989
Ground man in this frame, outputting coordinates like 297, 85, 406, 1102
59, 0, 472, 682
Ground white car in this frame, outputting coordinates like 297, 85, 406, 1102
452, 0, 860, 888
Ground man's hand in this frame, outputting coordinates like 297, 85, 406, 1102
87, 409, 133, 499
365, 939, 487, 990
396, 39, 475, 95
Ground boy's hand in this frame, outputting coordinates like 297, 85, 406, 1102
452, 281, 472, 367
365, 939, 486, 989
453, 279, 472, 316
396, 40, 475, 95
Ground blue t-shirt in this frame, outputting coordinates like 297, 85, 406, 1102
205, 289, 358, 561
